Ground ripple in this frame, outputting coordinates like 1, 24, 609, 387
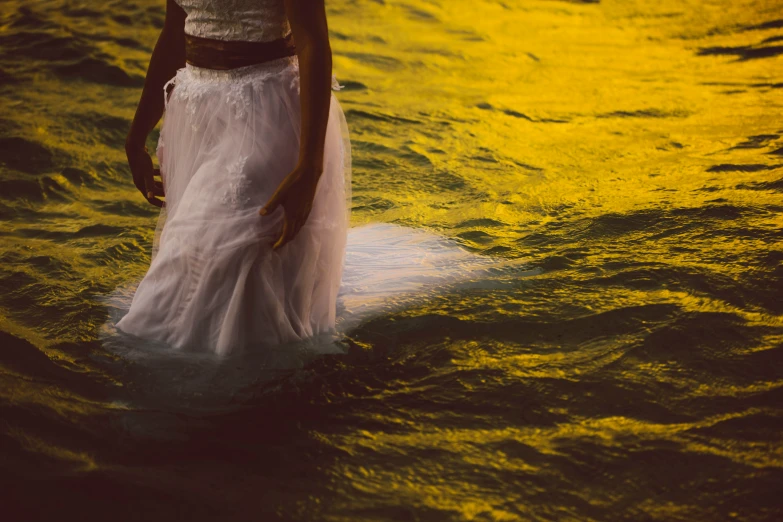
707, 163, 781, 172
0, 137, 54, 174
729, 134, 780, 149
736, 178, 783, 192
60, 167, 98, 186
340, 51, 403, 71
54, 58, 144, 87
697, 43, 783, 61
345, 109, 423, 125
596, 108, 690, 118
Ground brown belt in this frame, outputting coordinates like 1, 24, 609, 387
184, 32, 297, 70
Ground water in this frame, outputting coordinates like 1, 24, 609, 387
1, 0, 782, 520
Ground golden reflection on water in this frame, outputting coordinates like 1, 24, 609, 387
326, 0, 782, 233
8, 426, 99, 472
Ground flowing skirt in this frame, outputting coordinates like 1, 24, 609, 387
116, 56, 351, 355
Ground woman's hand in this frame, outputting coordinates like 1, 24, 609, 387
124, 0, 184, 208
125, 141, 165, 207
259, 162, 322, 250
271, 0, 332, 250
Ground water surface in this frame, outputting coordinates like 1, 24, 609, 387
1, 0, 782, 520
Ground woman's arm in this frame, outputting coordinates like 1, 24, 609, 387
260, 0, 334, 250
284, 0, 333, 174
125, 0, 186, 207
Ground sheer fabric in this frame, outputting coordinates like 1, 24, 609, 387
116, 56, 351, 354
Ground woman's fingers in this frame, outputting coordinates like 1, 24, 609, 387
272, 216, 290, 250
260, 172, 298, 216
127, 148, 164, 206
263, 169, 318, 248
142, 166, 166, 207
259, 194, 280, 216
273, 213, 308, 251
152, 168, 165, 196
272, 213, 305, 251
143, 169, 156, 199
286, 217, 303, 246
127, 153, 149, 195
260, 185, 286, 216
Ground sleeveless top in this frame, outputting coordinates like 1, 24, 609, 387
174, 0, 291, 42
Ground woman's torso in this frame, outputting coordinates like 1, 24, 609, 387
174, 0, 291, 42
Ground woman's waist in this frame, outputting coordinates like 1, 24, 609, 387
182, 54, 298, 83
185, 32, 297, 71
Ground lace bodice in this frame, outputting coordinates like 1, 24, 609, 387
174, 0, 291, 42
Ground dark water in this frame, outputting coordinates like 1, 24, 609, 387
1, 0, 782, 520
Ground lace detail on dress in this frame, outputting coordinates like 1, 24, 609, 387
289, 72, 345, 94
164, 56, 298, 128
174, 0, 291, 42
221, 155, 251, 207
165, 56, 344, 127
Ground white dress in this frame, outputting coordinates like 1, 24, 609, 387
115, 0, 351, 355
111, 0, 520, 357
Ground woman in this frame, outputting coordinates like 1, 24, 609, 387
117, 0, 351, 354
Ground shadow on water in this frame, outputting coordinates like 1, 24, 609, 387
0, 329, 367, 520
698, 43, 783, 61
698, 18, 783, 61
